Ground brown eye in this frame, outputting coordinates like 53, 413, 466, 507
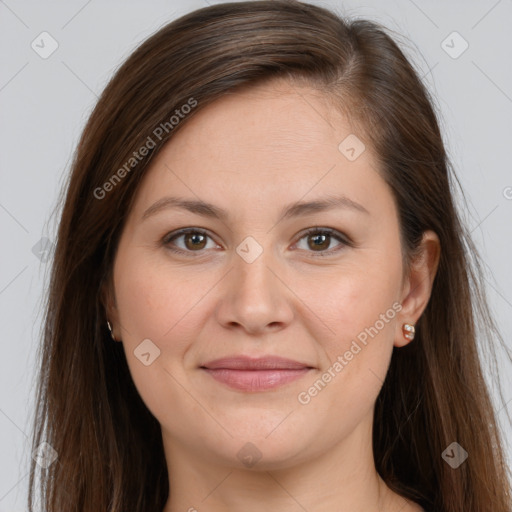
307, 233, 331, 251
163, 228, 217, 254
295, 228, 349, 257
183, 232, 207, 250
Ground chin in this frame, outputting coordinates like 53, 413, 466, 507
210, 429, 315, 471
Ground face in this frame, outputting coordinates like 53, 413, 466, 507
108, 79, 421, 472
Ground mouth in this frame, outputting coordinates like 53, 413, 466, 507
200, 356, 314, 392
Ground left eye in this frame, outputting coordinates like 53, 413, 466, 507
293, 228, 348, 256
162, 227, 350, 256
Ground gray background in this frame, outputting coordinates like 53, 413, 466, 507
1, 0, 511, 509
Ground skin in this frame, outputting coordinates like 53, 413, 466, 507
105, 78, 440, 512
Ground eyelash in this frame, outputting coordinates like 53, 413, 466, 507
162, 227, 352, 258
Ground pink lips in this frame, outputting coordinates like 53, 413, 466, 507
201, 356, 313, 392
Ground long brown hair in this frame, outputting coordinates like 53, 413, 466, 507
28, 1, 512, 511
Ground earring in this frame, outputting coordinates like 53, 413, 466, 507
402, 323, 415, 341
106, 320, 117, 341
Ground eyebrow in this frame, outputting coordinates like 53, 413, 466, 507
141, 194, 370, 223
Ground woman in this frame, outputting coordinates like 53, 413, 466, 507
28, 1, 512, 511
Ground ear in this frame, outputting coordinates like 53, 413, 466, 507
395, 230, 440, 348
100, 273, 120, 339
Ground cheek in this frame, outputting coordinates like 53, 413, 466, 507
113, 248, 204, 342
294, 282, 398, 441
339, 274, 399, 345
112, 253, 204, 427
296, 243, 402, 411
308, 249, 402, 352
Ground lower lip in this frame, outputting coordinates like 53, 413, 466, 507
202, 368, 311, 392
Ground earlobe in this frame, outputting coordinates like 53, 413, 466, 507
100, 275, 119, 335
106, 320, 117, 341
401, 323, 415, 341
394, 230, 440, 348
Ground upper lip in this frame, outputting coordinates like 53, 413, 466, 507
201, 356, 313, 370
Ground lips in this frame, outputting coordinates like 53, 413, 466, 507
202, 356, 311, 370
200, 356, 314, 392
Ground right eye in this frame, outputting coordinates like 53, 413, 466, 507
162, 228, 220, 255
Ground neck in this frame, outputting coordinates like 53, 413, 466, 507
160, 415, 421, 512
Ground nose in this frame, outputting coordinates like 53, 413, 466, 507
214, 242, 294, 335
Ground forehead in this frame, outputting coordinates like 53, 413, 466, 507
128, 78, 387, 221
174, 79, 355, 158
